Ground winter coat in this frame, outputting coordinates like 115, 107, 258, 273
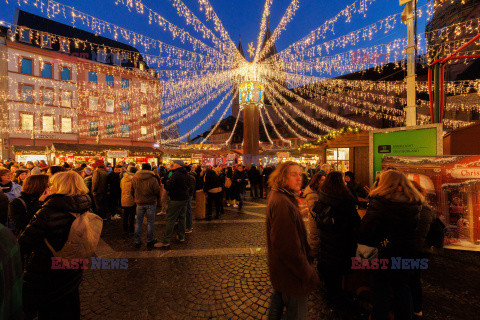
107, 172, 121, 197
92, 168, 108, 194
311, 191, 361, 270
131, 170, 161, 205
0, 190, 9, 225
1, 182, 22, 201
232, 170, 248, 193
303, 186, 320, 255
358, 194, 422, 259
120, 172, 135, 207
84, 176, 93, 192
8, 192, 43, 236
248, 167, 261, 185
195, 167, 204, 191
414, 203, 436, 255
203, 170, 223, 193
165, 167, 189, 201
266, 188, 319, 297
262, 167, 274, 187
187, 172, 197, 197
18, 194, 91, 305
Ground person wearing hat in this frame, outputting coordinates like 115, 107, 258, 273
156, 160, 189, 249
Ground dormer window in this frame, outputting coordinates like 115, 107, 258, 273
20, 28, 31, 43
41, 34, 51, 48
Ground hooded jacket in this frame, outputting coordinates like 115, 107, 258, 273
120, 172, 135, 207
18, 194, 91, 303
359, 194, 422, 258
92, 168, 108, 194
266, 188, 319, 297
311, 191, 361, 270
131, 170, 161, 205
165, 167, 189, 201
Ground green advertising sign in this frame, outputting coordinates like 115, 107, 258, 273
371, 126, 441, 181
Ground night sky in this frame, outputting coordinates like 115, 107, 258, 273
0, 0, 430, 137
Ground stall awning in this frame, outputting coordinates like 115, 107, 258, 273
49, 143, 163, 157
12, 145, 49, 155
162, 148, 223, 157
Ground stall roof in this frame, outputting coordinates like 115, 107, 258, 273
12, 145, 48, 155
49, 143, 163, 157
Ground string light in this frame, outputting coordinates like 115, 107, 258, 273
253, 0, 274, 63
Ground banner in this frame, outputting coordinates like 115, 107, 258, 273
107, 150, 128, 158
369, 124, 443, 184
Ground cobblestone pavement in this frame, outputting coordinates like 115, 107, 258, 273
80, 196, 480, 320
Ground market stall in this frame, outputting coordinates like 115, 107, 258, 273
48, 143, 162, 166
298, 127, 370, 186
382, 155, 480, 249
12, 145, 49, 164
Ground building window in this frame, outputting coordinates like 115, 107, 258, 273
60, 91, 72, 108
141, 126, 147, 137
326, 147, 350, 172
106, 75, 114, 87
61, 117, 72, 133
60, 67, 71, 81
41, 63, 53, 78
106, 99, 114, 113
20, 28, 31, 43
20, 113, 34, 131
121, 124, 129, 138
42, 115, 54, 132
89, 121, 99, 136
60, 38, 70, 53
107, 123, 115, 136
42, 88, 54, 105
89, 97, 98, 111
88, 71, 97, 83
140, 83, 147, 93
140, 104, 147, 117
41, 34, 51, 48
20, 58, 33, 75
21, 85, 33, 103
121, 78, 129, 88
122, 101, 129, 115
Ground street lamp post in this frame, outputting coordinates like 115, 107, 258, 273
401, 0, 417, 126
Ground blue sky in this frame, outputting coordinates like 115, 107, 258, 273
0, 0, 431, 137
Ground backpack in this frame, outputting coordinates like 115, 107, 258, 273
312, 201, 336, 229
44, 211, 103, 259
225, 177, 232, 189
426, 218, 445, 249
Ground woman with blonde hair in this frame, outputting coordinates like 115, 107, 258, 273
19, 171, 92, 320
266, 161, 319, 319
358, 170, 423, 320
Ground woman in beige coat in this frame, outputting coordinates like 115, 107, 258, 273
120, 166, 137, 234
304, 172, 326, 257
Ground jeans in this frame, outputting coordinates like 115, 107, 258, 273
237, 191, 245, 209
251, 184, 260, 198
370, 270, 413, 320
162, 200, 188, 245
186, 196, 193, 230
206, 192, 223, 219
134, 204, 156, 244
123, 205, 136, 233
268, 290, 308, 320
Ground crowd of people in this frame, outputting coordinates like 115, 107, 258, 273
0, 157, 438, 320
266, 161, 438, 320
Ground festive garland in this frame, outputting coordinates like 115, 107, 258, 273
297, 126, 362, 151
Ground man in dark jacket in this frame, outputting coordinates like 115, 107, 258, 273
107, 165, 122, 219
92, 164, 109, 219
232, 166, 248, 210
248, 165, 261, 199
156, 160, 189, 249
262, 165, 274, 199
266, 162, 319, 319
132, 163, 161, 248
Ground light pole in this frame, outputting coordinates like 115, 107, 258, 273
401, 0, 417, 126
